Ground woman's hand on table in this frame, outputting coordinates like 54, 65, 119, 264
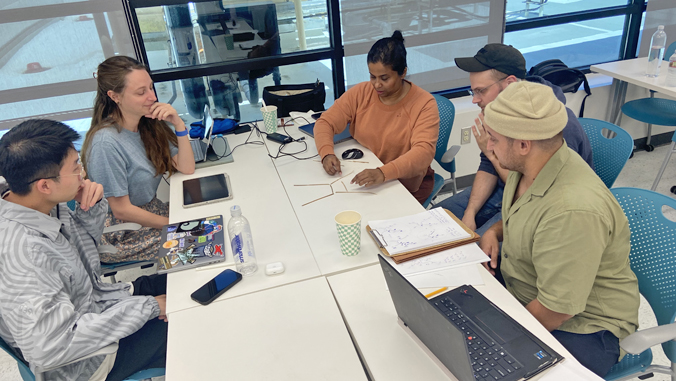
322, 154, 342, 175
351, 168, 385, 187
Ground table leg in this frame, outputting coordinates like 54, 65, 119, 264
605, 78, 627, 126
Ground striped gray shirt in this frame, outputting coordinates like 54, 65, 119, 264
0, 195, 160, 381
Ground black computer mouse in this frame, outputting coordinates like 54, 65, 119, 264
341, 148, 364, 160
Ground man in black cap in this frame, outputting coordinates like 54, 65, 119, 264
436, 43, 593, 238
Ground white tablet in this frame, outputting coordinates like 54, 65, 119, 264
182, 173, 233, 208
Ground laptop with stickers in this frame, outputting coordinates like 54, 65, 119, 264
157, 215, 227, 273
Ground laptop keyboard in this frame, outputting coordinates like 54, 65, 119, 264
434, 297, 523, 380
190, 139, 206, 162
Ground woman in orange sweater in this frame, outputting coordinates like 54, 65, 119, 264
314, 31, 439, 203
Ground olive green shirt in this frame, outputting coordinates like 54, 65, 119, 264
501, 143, 639, 342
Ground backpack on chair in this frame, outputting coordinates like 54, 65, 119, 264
528, 59, 591, 117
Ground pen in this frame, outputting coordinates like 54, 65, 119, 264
424, 287, 448, 298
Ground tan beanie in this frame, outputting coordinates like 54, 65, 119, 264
483, 81, 567, 140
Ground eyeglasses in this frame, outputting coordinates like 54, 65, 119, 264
468, 77, 508, 98
26, 162, 85, 185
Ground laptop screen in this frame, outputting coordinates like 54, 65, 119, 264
378, 255, 475, 380
202, 105, 214, 142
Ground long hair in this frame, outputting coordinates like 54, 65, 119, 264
82, 56, 178, 177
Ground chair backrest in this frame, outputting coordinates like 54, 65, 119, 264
432, 94, 456, 174
578, 118, 633, 188
611, 187, 676, 363
664, 40, 676, 61
0, 336, 34, 381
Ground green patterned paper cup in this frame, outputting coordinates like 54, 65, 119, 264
260, 105, 277, 134
335, 211, 362, 256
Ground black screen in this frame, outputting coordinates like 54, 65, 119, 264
183, 174, 230, 206
191, 269, 242, 304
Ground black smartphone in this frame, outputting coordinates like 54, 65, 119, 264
311, 112, 323, 120
266, 132, 292, 144
191, 269, 242, 305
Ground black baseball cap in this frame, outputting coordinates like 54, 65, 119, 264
455, 43, 526, 79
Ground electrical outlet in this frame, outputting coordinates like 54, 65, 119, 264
461, 127, 472, 144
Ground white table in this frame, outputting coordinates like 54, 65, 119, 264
590, 57, 676, 125
265, 124, 425, 276
327, 264, 600, 381
166, 277, 367, 381
166, 132, 321, 315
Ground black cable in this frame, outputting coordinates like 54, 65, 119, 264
208, 120, 265, 161
267, 119, 318, 160
202, 118, 318, 161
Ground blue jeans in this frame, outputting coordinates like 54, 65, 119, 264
436, 185, 504, 236
551, 330, 620, 377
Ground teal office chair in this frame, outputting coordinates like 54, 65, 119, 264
578, 118, 633, 188
604, 188, 676, 381
423, 95, 460, 209
66, 200, 155, 282
0, 337, 164, 381
621, 41, 676, 152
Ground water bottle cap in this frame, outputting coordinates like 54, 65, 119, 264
230, 205, 242, 216
658, 25, 665, 30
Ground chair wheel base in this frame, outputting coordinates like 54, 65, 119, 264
671, 186, 676, 194
645, 144, 655, 152
638, 372, 654, 380
630, 151, 635, 159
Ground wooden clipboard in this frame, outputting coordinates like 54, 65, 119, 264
366, 209, 480, 264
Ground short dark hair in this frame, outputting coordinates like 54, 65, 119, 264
367, 30, 407, 75
0, 119, 80, 195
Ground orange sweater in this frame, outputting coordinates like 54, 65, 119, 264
315, 81, 439, 197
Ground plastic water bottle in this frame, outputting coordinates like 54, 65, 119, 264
667, 53, 676, 87
227, 205, 258, 276
646, 25, 667, 77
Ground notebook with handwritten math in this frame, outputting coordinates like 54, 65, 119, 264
367, 209, 480, 264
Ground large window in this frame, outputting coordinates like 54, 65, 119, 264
0, 0, 135, 131
504, 0, 647, 72
340, 0, 506, 92
0, 0, 654, 130
126, 0, 340, 125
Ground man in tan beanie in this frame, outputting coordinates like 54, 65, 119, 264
479, 81, 639, 377
437, 44, 592, 240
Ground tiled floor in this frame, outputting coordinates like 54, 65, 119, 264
1, 145, 675, 380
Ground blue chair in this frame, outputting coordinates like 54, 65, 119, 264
604, 188, 676, 381
0, 337, 164, 381
578, 118, 633, 188
621, 41, 676, 152
423, 95, 460, 209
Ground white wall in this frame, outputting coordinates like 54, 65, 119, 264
432, 74, 676, 180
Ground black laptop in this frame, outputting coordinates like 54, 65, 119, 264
298, 122, 353, 144
378, 254, 563, 380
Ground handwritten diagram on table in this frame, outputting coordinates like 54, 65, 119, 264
369, 208, 471, 255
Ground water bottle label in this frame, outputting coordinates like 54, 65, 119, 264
231, 234, 245, 263
670, 61, 676, 69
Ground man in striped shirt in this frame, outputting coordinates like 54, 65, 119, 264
0, 119, 167, 381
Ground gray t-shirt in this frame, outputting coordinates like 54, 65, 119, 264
86, 126, 178, 206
